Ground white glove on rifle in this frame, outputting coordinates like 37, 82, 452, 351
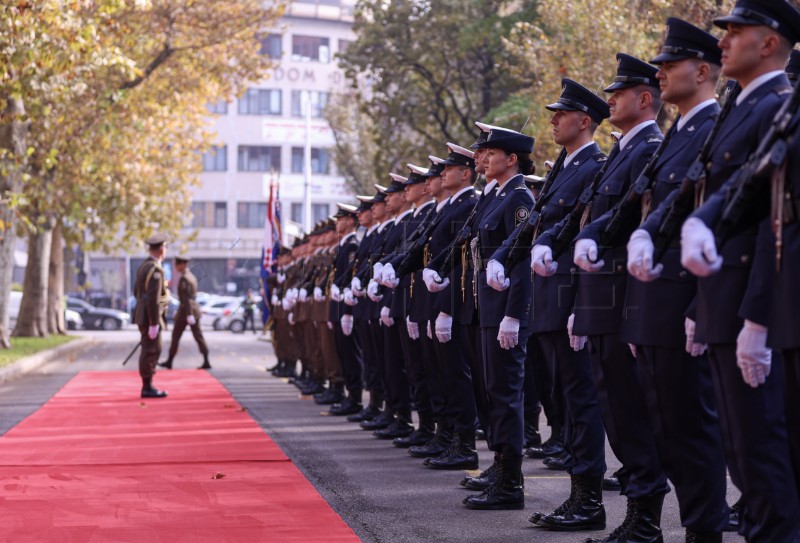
406, 317, 419, 340
423, 268, 449, 292
298, 288, 309, 303
372, 263, 384, 283
271, 294, 278, 306
382, 263, 399, 288
427, 321, 432, 339
627, 229, 663, 282
187, 315, 197, 326
486, 259, 510, 291
684, 317, 707, 357
567, 313, 587, 351
574, 238, 604, 273
148, 325, 160, 340
380, 306, 394, 327
681, 218, 723, 277
435, 312, 453, 343
351, 276, 364, 296
281, 298, 291, 311
340, 314, 353, 336
497, 316, 520, 350
288, 312, 295, 325
531, 244, 558, 276
313, 287, 325, 301
367, 279, 383, 302
736, 320, 772, 388
277, 273, 286, 284
330, 283, 342, 302
343, 288, 358, 306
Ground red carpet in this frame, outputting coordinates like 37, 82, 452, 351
0, 371, 361, 543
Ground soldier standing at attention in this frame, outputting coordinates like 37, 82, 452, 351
159, 255, 210, 370
241, 289, 258, 334
133, 234, 170, 398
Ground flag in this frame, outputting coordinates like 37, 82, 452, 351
262, 174, 281, 271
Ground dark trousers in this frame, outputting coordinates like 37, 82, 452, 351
420, 325, 447, 427
168, 314, 209, 359
523, 336, 543, 425
465, 324, 491, 448
588, 335, 667, 497
243, 309, 256, 333
637, 345, 728, 532
356, 318, 384, 398
709, 344, 800, 543
383, 321, 412, 417
538, 330, 605, 478
480, 327, 528, 459
398, 320, 433, 426
784, 349, 800, 501
528, 333, 562, 436
138, 324, 160, 380
433, 322, 478, 438
334, 321, 363, 399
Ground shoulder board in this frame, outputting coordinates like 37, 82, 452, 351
592, 152, 607, 162
777, 86, 793, 96
514, 185, 528, 191
646, 135, 663, 144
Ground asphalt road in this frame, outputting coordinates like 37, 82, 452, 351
0, 328, 743, 543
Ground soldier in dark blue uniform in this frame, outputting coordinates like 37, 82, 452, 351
489, 78, 614, 531
459, 126, 535, 511
669, 3, 800, 541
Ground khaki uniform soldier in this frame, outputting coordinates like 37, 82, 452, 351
133, 234, 170, 398
159, 255, 210, 370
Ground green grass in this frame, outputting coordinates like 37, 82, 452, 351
0, 335, 78, 368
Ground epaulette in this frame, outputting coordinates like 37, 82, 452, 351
514, 185, 528, 191
592, 152, 607, 162
777, 86, 793, 96
646, 135, 663, 144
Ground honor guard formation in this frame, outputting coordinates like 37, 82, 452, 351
142, 2, 800, 542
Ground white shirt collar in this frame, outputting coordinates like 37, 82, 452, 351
377, 219, 393, 233
482, 179, 498, 195
677, 98, 718, 131
449, 185, 475, 204
564, 141, 596, 168
395, 208, 413, 222
436, 198, 449, 212
366, 223, 380, 235
338, 231, 356, 247
736, 71, 784, 105
413, 199, 435, 217
619, 120, 657, 150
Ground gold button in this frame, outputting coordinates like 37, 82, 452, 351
679, 270, 688, 278
740, 254, 750, 264
669, 173, 675, 180
570, 267, 577, 273
559, 198, 565, 205
724, 152, 731, 161
616, 264, 624, 272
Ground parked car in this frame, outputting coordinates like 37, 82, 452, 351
66, 297, 130, 331
65, 308, 83, 330
201, 297, 239, 326
215, 296, 262, 333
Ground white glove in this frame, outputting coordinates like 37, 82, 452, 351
628, 343, 637, 358
382, 263, 400, 288
327, 321, 333, 330
681, 217, 723, 277
299, 288, 309, 303
343, 288, 358, 306
380, 306, 395, 327
373, 263, 384, 282
427, 321, 432, 339
367, 279, 383, 302
277, 273, 286, 284
684, 317, 707, 357
497, 316, 520, 350
351, 276, 364, 295
531, 244, 558, 276
287, 288, 298, 301
330, 283, 342, 302
281, 298, 291, 311
406, 317, 419, 340
271, 294, 278, 306
147, 325, 159, 340
187, 315, 197, 326
627, 229, 663, 282
574, 238, 604, 273
486, 259, 510, 291
341, 314, 353, 336
423, 268, 449, 292
567, 313, 587, 351
736, 320, 772, 388
313, 287, 324, 301
288, 312, 295, 325
435, 312, 453, 343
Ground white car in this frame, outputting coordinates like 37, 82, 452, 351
202, 296, 239, 325
215, 297, 262, 333
65, 308, 83, 330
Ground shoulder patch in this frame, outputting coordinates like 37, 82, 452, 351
592, 152, 607, 162
514, 206, 530, 227
646, 136, 663, 144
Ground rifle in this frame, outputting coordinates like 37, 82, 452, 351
715, 81, 800, 250
652, 81, 741, 263
549, 138, 622, 259
594, 119, 681, 254
393, 208, 447, 277
498, 147, 569, 271
122, 341, 142, 366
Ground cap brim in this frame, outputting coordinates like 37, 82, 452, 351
603, 81, 636, 92
545, 102, 579, 112
713, 14, 757, 30
649, 52, 687, 64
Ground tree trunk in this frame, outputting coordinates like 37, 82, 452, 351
0, 97, 29, 348
47, 221, 65, 335
14, 214, 56, 338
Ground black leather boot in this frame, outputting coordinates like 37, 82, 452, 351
463, 456, 524, 510
409, 427, 454, 458
141, 377, 168, 398
585, 493, 664, 543
529, 477, 578, 525
347, 404, 381, 423
427, 434, 479, 470
543, 449, 573, 470
724, 496, 742, 532
524, 412, 542, 448
394, 421, 435, 448
525, 434, 564, 459
538, 474, 605, 531
360, 411, 393, 430
374, 416, 413, 439
198, 353, 211, 370
462, 452, 501, 490
158, 356, 174, 369
684, 530, 721, 543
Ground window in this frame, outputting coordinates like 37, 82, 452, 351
238, 88, 281, 115
259, 33, 282, 59
291, 147, 331, 174
237, 146, 281, 172
206, 100, 228, 114
291, 90, 329, 118
290, 203, 329, 225
291, 35, 330, 63
237, 202, 268, 228
202, 145, 227, 171
190, 202, 227, 228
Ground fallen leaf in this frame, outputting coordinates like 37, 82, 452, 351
212, 472, 226, 479
237, 407, 248, 412
223, 404, 234, 408
139, 402, 147, 408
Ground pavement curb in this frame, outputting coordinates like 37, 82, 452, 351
0, 336, 95, 385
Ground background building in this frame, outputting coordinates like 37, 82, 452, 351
79, 1, 356, 305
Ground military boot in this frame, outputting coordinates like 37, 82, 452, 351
394, 416, 435, 448
725, 496, 742, 532
524, 412, 542, 449
409, 426, 453, 458
198, 353, 211, 370
427, 434, 479, 470
538, 474, 605, 531
585, 493, 664, 543
529, 476, 578, 525
463, 456, 524, 510
141, 378, 168, 399
462, 452, 501, 490
157, 356, 174, 370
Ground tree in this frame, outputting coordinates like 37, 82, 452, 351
333, 0, 538, 182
